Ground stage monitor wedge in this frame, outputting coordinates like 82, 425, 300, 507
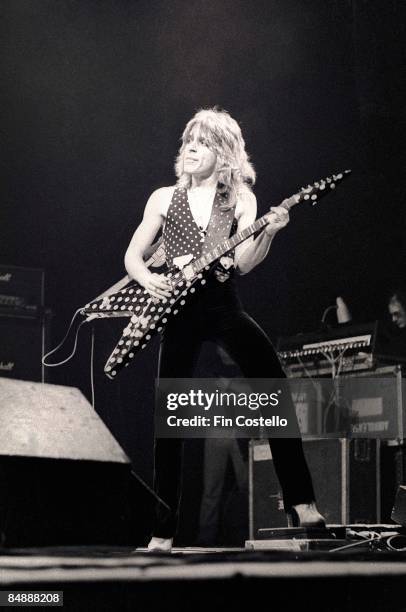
0, 379, 155, 547
0, 378, 129, 463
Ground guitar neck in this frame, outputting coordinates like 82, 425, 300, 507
189, 167, 352, 275
191, 196, 296, 274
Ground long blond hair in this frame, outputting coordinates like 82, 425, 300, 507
175, 108, 256, 208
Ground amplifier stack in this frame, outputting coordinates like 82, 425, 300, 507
0, 264, 50, 382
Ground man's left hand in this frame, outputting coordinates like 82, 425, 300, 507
264, 203, 290, 236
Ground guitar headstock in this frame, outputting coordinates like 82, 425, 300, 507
283, 169, 352, 210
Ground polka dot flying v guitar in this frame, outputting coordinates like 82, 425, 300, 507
81, 170, 351, 379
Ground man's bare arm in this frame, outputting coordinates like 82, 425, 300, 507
124, 187, 173, 300
234, 191, 290, 275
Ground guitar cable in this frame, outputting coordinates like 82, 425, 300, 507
41, 308, 97, 409
42, 308, 87, 367
90, 324, 95, 409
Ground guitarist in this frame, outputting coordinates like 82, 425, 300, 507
124, 108, 325, 551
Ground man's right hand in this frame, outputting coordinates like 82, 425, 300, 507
137, 269, 172, 301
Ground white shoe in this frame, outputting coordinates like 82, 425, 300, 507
289, 502, 326, 528
147, 536, 173, 552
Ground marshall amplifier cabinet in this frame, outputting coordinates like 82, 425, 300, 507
0, 264, 44, 318
0, 265, 49, 382
0, 313, 51, 382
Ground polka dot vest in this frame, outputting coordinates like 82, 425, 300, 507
163, 187, 235, 267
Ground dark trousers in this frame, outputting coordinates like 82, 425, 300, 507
198, 438, 248, 545
153, 296, 315, 538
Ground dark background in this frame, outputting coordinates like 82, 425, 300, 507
2, 0, 406, 487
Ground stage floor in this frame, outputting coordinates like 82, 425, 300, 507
1, 546, 406, 611
2, 544, 406, 581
